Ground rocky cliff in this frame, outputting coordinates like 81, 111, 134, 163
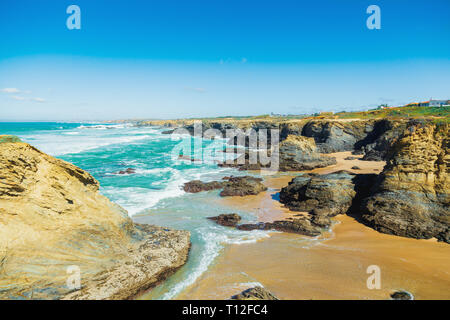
0, 137, 190, 299
362, 123, 449, 243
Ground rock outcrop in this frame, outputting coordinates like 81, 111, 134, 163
207, 213, 323, 237
183, 180, 223, 193
278, 171, 377, 231
362, 123, 449, 243
301, 120, 374, 153
220, 176, 267, 197
230, 286, 278, 300
0, 137, 190, 299
207, 214, 241, 227
278, 135, 337, 171
183, 176, 267, 197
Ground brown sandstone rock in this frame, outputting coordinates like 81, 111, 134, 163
362, 123, 449, 243
0, 137, 190, 299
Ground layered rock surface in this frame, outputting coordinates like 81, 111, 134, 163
0, 138, 190, 299
183, 176, 267, 197
362, 123, 449, 243
278, 135, 336, 171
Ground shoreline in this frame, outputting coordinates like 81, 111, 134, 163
175, 152, 450, 300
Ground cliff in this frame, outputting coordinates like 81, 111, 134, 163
362, 123, 449, 243
0, 137, 190, 299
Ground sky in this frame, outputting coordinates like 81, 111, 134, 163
0, 0, 449, 121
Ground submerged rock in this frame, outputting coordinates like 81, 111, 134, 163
231, 286, 278, 300
362, 123, 449, 243
115, 167, 136, 175
0, 140, 190, 299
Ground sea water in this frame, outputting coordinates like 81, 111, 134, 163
0, 122, 270, 299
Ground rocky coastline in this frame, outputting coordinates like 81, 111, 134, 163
0, 136, 190, 299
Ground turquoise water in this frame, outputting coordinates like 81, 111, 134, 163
0, 122, 270, 299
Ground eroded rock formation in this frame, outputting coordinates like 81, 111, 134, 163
0, 137, 190, 299
362, 123, 449, 243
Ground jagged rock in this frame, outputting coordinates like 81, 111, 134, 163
390, 291, 413, 300
279, 171, 357, 215
183, 180, 224, 193
278, 171, 377, 233
231, 286, 278, 300
237, 217, 323, 237
207, 214, 241, 227
278, 135, 337, 171
362, 123, 449, 243
183, 176, 267, 197
220, 176, 267, 197
0, 137, 190, 299
302, 120, 374, 153
115, 168, 136, 175
357, 120, 408, 161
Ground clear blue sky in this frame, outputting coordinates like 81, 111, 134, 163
0, 0, 449, 121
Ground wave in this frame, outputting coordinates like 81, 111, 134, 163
160, 226, 270, 300
101, 168, 187, 216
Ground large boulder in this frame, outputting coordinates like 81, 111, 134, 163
220, 176, 267, 197
207, 214, 242, 227
0, 137, 190, 299
362, 123, 450, 243
183, 176, 267, 197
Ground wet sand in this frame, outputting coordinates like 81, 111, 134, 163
177, 152, 450, 300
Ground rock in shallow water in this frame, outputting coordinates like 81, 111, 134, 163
207, 214, 241, 227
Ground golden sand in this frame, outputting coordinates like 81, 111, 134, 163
176, 152, 450, 300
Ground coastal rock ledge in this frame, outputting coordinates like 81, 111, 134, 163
0, 136, 190, 300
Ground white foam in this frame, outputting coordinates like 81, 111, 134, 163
160, 227, 270, 300
101, 168, 187, 216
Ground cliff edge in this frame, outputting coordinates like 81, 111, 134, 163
0, 136, 190, 299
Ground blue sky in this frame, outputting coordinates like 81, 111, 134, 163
0, 0, 449, 121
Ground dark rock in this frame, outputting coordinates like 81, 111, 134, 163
237, 217, 323, 237
345, 156, 359, 160
183, 176, 267, 197
301, 120, 373, 153
390, 291, 413, 300
220, 176, 267, 197
116, 168, 136, 175
362, 123, 449, 243
357, 120, 408, 161
208, 214, 241, 227
183, 180, 224, 193
231, 286, 278, 300
351, 166, 361, 170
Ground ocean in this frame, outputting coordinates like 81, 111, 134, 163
0, 122, 270, 299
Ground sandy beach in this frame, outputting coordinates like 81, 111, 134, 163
176, 152, 450, 300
